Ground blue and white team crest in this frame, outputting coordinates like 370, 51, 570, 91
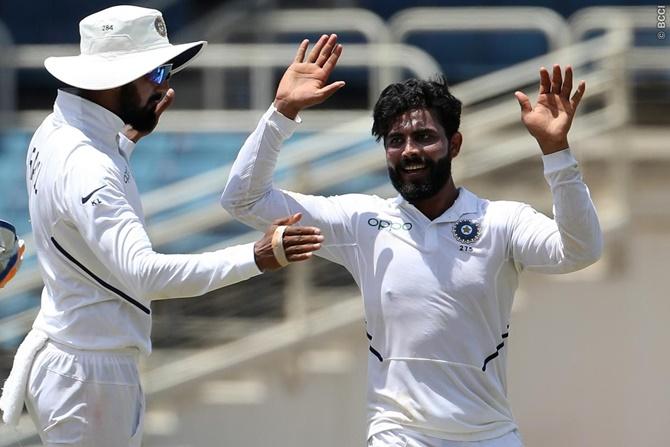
452, 219, 481, 244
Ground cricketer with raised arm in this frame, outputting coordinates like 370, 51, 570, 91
221, 35, 602, 446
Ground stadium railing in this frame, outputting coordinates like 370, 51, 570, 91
569, 6, 664, 42
569, 6, 670, 76
388, 7, 570, 51
184, 8, 393, 109
12, 42, 440, 131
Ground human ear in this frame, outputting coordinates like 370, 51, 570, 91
448, 132, 462, 159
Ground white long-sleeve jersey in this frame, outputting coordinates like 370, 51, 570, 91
25, 90, 261, 355
220, 105, 603, 442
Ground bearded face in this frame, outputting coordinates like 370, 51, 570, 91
384, 108, 455, 203
118, 81, 163, 133
388, 152, 452, 201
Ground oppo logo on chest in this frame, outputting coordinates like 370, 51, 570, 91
367, 217, 413, 231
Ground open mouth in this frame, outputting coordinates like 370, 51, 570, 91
402, 163, 427, 173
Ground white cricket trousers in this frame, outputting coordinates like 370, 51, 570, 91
25, 340, 144, 447
369, 429, 524, 447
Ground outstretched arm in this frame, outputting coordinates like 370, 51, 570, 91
222, 36, 359, 268
509, 65, 602, 273
515, 65, 585, 155
223, 34, 346, 225
63, 151, 323, 301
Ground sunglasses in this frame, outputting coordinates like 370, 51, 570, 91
145, 63, 172, 85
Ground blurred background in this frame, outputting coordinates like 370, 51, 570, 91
0, 1, 668, 446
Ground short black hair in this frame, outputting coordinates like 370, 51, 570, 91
371, 76, 462, 143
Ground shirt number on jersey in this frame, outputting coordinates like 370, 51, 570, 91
459, 245, 473, 252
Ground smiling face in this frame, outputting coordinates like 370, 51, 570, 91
385, 107, 460, 202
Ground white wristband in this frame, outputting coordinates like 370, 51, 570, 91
271, 225, 289, 267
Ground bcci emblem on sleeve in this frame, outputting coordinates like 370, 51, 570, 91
452, 219, 481, 244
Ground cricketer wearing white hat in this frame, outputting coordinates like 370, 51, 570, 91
45, 4, 206, 90
0, 5, 325, 446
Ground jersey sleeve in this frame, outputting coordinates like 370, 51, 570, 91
508, 149, 603, 274
220, 105, 359, 267
61, 146, 262, 301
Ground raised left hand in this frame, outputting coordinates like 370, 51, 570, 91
515, 65, 585, 155
122, 88, 175, 143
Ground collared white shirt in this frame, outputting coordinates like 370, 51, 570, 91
220, 106, 603, 442
26, 90, 261, 355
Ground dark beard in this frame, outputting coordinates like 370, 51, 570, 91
118, 83, 161, 132
388, 153, 452, 202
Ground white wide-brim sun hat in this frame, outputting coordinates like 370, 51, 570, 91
45, 5, 207, 90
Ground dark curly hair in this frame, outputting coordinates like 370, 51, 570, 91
371, 76, 462, 143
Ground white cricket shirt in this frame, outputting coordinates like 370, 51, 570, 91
26, 90, 261, 355
221, 106, 603, 442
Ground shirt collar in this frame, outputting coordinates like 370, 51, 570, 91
53, 89, 125, 152
392, 187, 480, 223
118, 133, 137, 159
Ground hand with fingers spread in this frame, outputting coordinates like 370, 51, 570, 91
274, 34, 346, 120
122, 87, 176, 143
253, 213, 324, 272
515, 65, 586, 155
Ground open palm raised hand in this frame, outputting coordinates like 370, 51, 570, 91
515, 65, 586, 154
274, 34, 345, 120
